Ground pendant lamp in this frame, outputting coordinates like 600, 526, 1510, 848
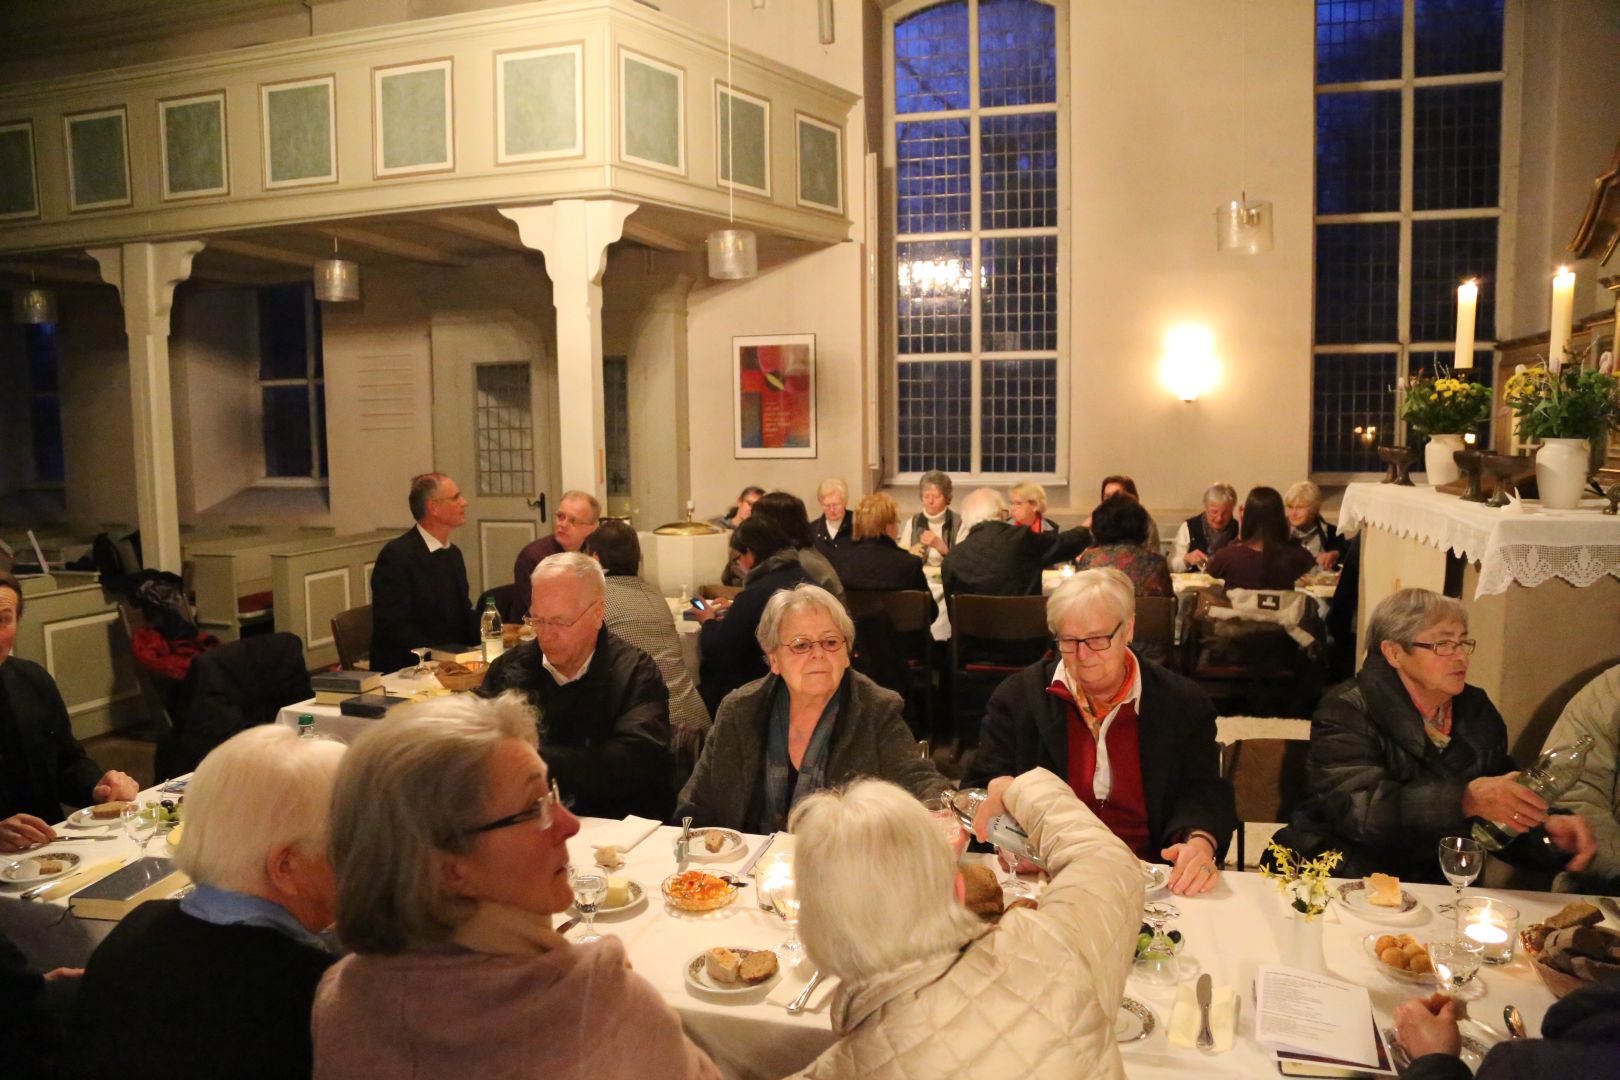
707, 0, 759, 280
313, 237, 359, 302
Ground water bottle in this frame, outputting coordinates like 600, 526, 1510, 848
1470, 734, 1595, 851
943, 787, 1046, 869
480, 597, 504, 663
297, 713, 316, 739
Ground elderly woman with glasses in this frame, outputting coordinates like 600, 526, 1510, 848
313, 693, 720, 1080
678, 584, 948, 833
965, 568, 1234, 896
1273, 588, 1597, 882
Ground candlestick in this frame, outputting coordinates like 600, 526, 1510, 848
1549, 267, 1575, 372
1454, 280, 1478, 369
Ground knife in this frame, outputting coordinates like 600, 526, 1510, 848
1195, 973, 1216, 1051
787, 970, 824, 1015
738, 832, 777, 879
1597, 896, 1620, 927
675, 816, 692, 872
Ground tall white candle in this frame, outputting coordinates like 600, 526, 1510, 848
1454, 280, 1478, 369
1549, 267, 1576, 372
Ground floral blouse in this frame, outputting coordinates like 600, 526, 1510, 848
1073, 544, 1173, 597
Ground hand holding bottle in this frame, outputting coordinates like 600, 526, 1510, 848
1461, 772, 1548, 829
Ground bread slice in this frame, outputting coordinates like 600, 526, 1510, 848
1364, 873, 1402, 908
739, 950, 779, 984
89, 801, 132, 820
1544, 900, 1603, 931
705, 947, 741, 984
704, 830, 726, 853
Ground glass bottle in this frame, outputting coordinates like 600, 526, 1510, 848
1470, 734, 1595, 851
480, 598, 504, 663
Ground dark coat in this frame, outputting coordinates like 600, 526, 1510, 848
941, 520, 1091, 602
964, 652, 1236, 860
1405, 978, 1620, 1080
811, 514, 852, 552
481, 626, 674, 821
1273, 651, 1564, 882
698, 549, 812, 715
677, 670, 948, 832
832, 536, 938, 623
508, 534, 564, 622
0, 657, 103, 822
368, 528, 477, 674
174, 632, 311, 775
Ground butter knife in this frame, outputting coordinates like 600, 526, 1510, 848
787, 971, 824, 1015
675, 816, 692, 872
1195, 973, 1215, 1051
20, 859, 124, 902
738, 832, 777, 879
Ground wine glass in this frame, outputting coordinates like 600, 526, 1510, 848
410, 647, 432, 678
1430, 938, 1484, 995
570, 871, 607, 944
762, 861, 803, 957
121, 801, 158, 855
997, 846, 1034, 901
1437, 836, 1483, 914
923, 796, 968, 859
1136, 901, 1181, 986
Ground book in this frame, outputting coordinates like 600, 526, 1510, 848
339, 691, 411, 719
310, 669, 382, 694
427, 643, 482, 664
313, 690, 358, 705
1255, 966, 1394, 1077
69, 857, 191, 921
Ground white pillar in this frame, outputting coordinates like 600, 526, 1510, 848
498, 199, 636, 501
87, 240, 205, 574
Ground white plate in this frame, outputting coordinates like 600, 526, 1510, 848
65, 806, 126, 829
571, 879, 645, 917
684, 948, 782, 996
1338, 879, 1420, 920
1141, 862, 1169, 896
1, 851, 82, 884
688, 828, 746, 862
1385, 1024, 1493, 1074
1363, 933, 1437, 986
1114, 997, 1156, 1042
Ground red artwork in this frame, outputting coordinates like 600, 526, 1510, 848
734, 335, 815, 457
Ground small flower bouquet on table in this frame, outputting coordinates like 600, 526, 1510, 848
1398, 372, 1492, 437
1501, 361, 1620, 443
1259, 841, 1343, 920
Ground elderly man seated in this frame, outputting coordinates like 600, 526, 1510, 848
480, 552, 674, 821
69, 725, 346, 1079
1168, 482, 1238, 572
507, 489, 601, 621
941, 487, 1090, 603
1548, 663, 1620, 894
965, 568, 1235, 896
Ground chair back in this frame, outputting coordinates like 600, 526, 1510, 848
330, 604, 373, 670
1130, 594, 1176, 666
1222, 736, 1312, 867
475, 584, 516, 621
115, 601, 175, 728
948, 594, 1049, 642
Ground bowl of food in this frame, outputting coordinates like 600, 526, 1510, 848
1521, 901, 1620, 999
434, 660, 489, 692
1364, 933, 1436, 984
661, 870, 740, 913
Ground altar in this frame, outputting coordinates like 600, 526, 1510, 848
1338, 483, 1620, 761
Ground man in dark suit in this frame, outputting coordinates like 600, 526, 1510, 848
941, 487, 1090, 603
506, 490, 601, 621
368, 473, 478, 675
964, 567, 1235, 897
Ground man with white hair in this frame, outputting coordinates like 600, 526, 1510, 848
479, 552, 674, 820
69, 725, 346, 1079
965, 568, 1235, 896
941, 487, 1091, 603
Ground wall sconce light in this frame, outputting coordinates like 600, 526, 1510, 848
1159, 324, 1219, 402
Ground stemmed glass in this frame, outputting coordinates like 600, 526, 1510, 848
923, 796, 968, 860
409, 647, 433, 678
761, 857, 803, 957
570, 871, 607, 944
121, 801, 158, 855
1437, 836, 1483, 914
1136, 901, 1181, 986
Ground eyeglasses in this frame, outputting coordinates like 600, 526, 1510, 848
555, 512, 595, 528
465, 779, 565, 835
1409, 638, 1477, 657
524, 602, 599, 633
781, 635, 846, 656
1054, 622, 1123, 655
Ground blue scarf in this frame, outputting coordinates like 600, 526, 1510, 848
762, 677, 842, 832
180, 883, 337, 954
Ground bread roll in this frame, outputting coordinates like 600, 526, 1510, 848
704, 830, 726, 853
960, 864, 1004, 921
705, 947, 741, 984
90, 801, 131, 820
739, 950, 779, 984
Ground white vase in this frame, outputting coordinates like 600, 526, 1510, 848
1285, 912, 1328, 974
1424, 434, 1466, 487
1535, 437, 1590, 510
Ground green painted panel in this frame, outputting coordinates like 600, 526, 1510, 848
0, 127, 37, 216
799, 120, 840, 210
266, 83, 333, 184
164, 99, 225, 194
623, 56, 680, 169
380, 67, 448, 170
503, 52, 577, 157
718, 92, 766, 191
69, 114, 129, 207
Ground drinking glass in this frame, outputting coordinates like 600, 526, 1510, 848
763, 868, 803, 957
121, 802, 158, 854
410, 647, 432, 678
923, 796, 968, 859
1135, 901, 1181, 986
1437, 836, 1484, 914
571, 872, 607, 944
998, 847, 1034, 901
1430, 939, 1484, 994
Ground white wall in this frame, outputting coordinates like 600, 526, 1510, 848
172, 287, 259, 517
57, 288, 138, 526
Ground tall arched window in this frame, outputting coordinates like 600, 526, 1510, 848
885, 0, 1066, 482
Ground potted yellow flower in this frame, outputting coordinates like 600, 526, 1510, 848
1398, 371, 1492, 487
1502, 359, 1620, 510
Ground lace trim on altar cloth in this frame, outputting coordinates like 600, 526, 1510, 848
1476, 544, 1620, 595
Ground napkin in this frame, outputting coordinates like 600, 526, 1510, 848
37, 858, 124, 902
766, 964, 837, 1013
1167, 982, 1237, 1052
573, 816, 662, 860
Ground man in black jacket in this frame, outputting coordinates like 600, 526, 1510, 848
965, 567, 1235, 896
1395, 980, 1620, 1079
368, 473, 479, 674
480, 553, 674, 820
941, 488, 1090, 603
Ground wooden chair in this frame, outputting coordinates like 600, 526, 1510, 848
475, 584, 516, 621
330, 604, 373, 671
846, 589, 937, 734
947, 594, 1051, 743
1131, 594, 1177, 669
1221, 736, 1312, 869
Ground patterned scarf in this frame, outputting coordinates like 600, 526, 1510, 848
763, 678, 842, 832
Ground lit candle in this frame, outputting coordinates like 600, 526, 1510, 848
1456, 896, 1519, 964
1464, 432, 1476, 446
1549, 267, 1576, 372
1455, 280, 1478, 370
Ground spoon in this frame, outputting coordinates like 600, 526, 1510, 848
1503, 1005, 1527, 1040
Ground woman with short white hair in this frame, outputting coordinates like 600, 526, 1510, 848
1009, 479, 1057, 533
812, 476, 853, 549
966, 568, 1235, 895
787, 768, 1142, 1079
70, 725, 346, 1080
679, 583, 947, 831
314, 692, 719, 1079
1283, 480, 1343, 569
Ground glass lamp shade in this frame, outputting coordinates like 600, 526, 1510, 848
706, 228, 759, 280
313, 257, 360, 302
1214, 198, 1273, 254
12, 286, 57, 324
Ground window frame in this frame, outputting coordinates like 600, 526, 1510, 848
881, 0, 1071, 488
1310, 0, 1522, 484
252, 284, 328, 487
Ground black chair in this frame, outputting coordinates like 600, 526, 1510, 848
476, 584, 516, 621
948, 594, 1050, 744
1222, 737, 1312, 869
169, 632, 311, 777
846, 589, 936, 735
1130, 594, 1177, 669
330, 604, 373, 670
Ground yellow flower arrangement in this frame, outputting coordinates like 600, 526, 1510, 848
1259, 841, 1344, 919
1399, 370, 1491, 436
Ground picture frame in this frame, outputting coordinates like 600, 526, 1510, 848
261, 74, 338, 189
619, 49, 685, 175
0, 119, 40, 221
63, 106, 132, 212
158, 90, 229, 200
374, 58, 455, 178
495, 43, 584, 165
795, 112, 843, 214
715, 81, 769, 197
734, 334, 816, 459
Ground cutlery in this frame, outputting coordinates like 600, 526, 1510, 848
1503, 1005, 1526, 1040
786, 971, 824, 1015
556, 917, 579, 935
675, 817, 692, 872
1597, 896, 1620, 926
738, 832, 776, 878
1195, 973, 1215, 1051
20, 859, 124, 901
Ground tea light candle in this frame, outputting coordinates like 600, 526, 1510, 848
1457, 897, 1518, 964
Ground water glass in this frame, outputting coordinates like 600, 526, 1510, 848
923, 796, 968, 859
1436, 836, 1483, 914
571, 872, 607, 944
762, 867, 802, 956
1430, 939, 1484, 993
1135, 901, 1181, 986
121, 802, 158, 854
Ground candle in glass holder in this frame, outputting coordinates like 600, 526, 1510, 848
1457, 896, 1518, 964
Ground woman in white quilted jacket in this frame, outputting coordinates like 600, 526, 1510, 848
786, 767, 1144, 1079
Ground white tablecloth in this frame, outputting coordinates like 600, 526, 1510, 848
274, 670, 444, 743
1339, 482, 1620, 597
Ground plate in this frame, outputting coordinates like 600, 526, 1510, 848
688, 828, 746, 862
1363, 933, 1437, 986
1, 851, 82, 884
1140, 862, 1169, 895
1114, 997, 1156, 1042
1338, 879, 1419, 919
1385, 1025, 1492, 1074
571, 879, 645, 917
65, 806, 127, 829
684, 948, 782, 996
